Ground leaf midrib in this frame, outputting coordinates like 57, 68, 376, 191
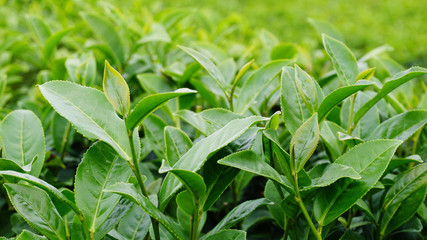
44, 86, 129, 160
320, 143, 396, 223
90, 155, 119, 233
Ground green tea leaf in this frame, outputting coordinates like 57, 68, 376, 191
304, 163, 361, 190
75, 142, 132, 237
218, 150, 294, 195
290, 113, 319, 172
353, 67, 427, 125
308, 18, 343, 42
176, 190, 195, 216
16, 229, 48, 240
169, 169, 206, 200
43, 28, 72, 62
380, 164, 427, 235
51, 113, 75, 158
280, 67, 311, 134
4, 183, 66, 240
179, 46, 227, 96
235, 60, 292, 114
294, 65, 318, 113
208, 198, 271, 234
323, 34, 358, 85
318, 80, 374, 121
314, 140, 401, 226
83, 14, 125, 65
115, 203, 150, 240
319, 121, 345, 161
106, 183, 186, 240
164, 126, 193, 166
103, 60, 130, 116
39, 81, 132, 161
159, 116, 268, 210
367, 110, 427, 141
27, 15, 51, 44
0, 110, 45, 177
356, 68, 376, 80
126, 89, 196, 130
0, 171, 78, 213
175, 110, 215, 136
203, 230, 246, 240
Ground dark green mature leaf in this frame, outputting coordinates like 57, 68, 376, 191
320, 121, 345, 161
115, 203, 150, 240
179, 46, 227, 95
355, 199, 376, 223
75, 142, 132, 238
235, 60, 292, 114
353, 67, 427, 125
380, 164, 427, 235
0, 158, 30, 172
323, 34, 358, 85
158, 116, 268, 210
290, 113, 319, 172
106, 183, 186, 240
294, 65, 318, 113
218, 150, 294, 195
280, 67, 311, 135
4, 184, 66, 240
367, 110, 427, 141
384, 155, 423, 176
318, 80, 374, 121
95, 198, 132, 240
203, 230, 246, 240
164, 126, 193, 166
103, 60, 130, 116
314, 140, 401, 226
176, 190, 195, 216
83, 14, 125, 64
208, 198, 271, 234
169, 169, 206, 200
126, 89, 196, 130
0, 171, 78, 213
0, 110, 45, 177
51, 113, 75, 157
39, 81, 132, 161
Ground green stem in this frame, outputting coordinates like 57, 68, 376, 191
412, 128, 423, 154
190, 200, 200, 240
292, 172, 322, 240
347, 94, 356, 134
128, 131, 160, 240
60, 123, 72, 161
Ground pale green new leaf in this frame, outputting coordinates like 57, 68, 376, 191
158, 116, 268, 210
353, 67, 427, 125
27, 15, 51, 44
235, 60, 292, 114
0, 110, 45, 177
294, 65, 318, 113
4, 183, 66, 240
43, 28, 72, 61
323, 34, 358, 85
103, 60, 130, 116
126, 88, 196, 130
290, 113, 319, 172
75, 142, 132, 237
175, 110, 215, 136
314, 140, 401, 226
367, 110, 427, 141
105, 183, 186, 240
39, 81, 132, 161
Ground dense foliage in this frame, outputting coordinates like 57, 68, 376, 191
0, 1, 426, 239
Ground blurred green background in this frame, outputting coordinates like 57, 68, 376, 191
147, 0, 427, 66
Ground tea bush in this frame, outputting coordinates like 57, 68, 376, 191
0, 1, 426, 240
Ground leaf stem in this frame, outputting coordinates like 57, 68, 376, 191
190, 200, 200, 240
128, 131, 160, 240
347, 94, 356, 134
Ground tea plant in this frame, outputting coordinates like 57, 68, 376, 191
0, 1, 426, 240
